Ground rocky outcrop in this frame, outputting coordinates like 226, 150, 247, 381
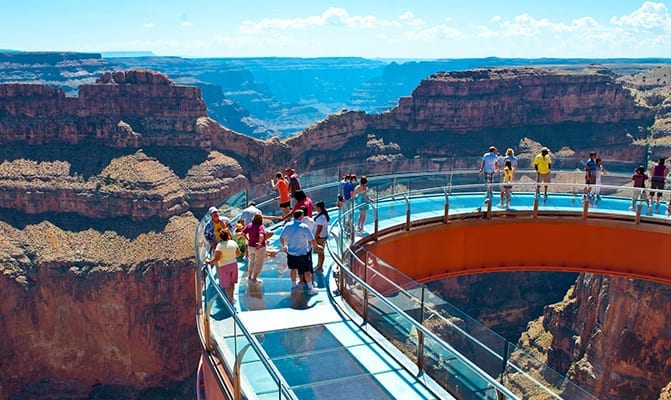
0, 151, 189, 220
0, 214, 199, 398
284, 67, 656, 167
520, 274, 671, 399
427, 272, 578, 343
182, 150, 249, 210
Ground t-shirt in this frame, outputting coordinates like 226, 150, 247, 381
280, 219, 313, 256
585, 158, 597, 175
212, 220, 228, 243
288, 173, 301, 196
503, 166, 514, 183
290, 197, 313, 217
632, 173, 648, 188
239, 205, 261, 226
243, 223, 266, 247
343, 181, 355, 200
502, 155, 518, 170
314, 213, 328, 238
214, 240, 239, 266
482, 152, 498, 173
534, 154, 552, 174
276, 179, 290, 203
652, 164, 666, 181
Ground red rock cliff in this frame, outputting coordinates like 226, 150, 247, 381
0, 214, 199, 398
519, 274, 671, 399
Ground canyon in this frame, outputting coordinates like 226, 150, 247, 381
1, 61, 671, 399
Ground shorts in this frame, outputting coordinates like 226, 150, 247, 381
502, 184, 512, 190
216, 261, 238, 289
651, 179, 665, 196
313, 237, 327, 254
287, 253, 312, 275
585, 174, 596, 185
483, 172, 495, 183
537, 172, 551, 183
279, 201, 291, 208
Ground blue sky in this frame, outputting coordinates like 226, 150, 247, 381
2, 1, 670, 59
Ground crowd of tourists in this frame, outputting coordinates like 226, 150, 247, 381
203, 166, 369, 302
480, 145, 670, 214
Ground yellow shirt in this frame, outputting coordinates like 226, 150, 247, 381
534, 154, 552, 174
212, 220, 228, 243
503, 166, 514, 183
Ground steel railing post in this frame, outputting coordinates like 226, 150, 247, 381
404, 194, 411, 231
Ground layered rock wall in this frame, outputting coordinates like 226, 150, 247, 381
0, 152, 191, 220
381, 68, 650, 133
0, 70, 208, 147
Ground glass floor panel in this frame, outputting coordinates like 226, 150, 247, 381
253, 322, 440, 400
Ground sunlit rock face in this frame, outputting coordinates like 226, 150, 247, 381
0, 214, 199, 398
520, 274, 671, 400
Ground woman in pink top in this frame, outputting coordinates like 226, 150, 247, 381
243, 213, 268, 283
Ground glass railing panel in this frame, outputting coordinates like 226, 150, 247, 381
340, 260, 366, 317
295, 166, 341, 189
422, 333, 506, 400
198, 162, 658, 400
365, 289, 419, 365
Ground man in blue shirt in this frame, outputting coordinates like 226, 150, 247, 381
479, 146, 499, 182
280, 209, 322, 294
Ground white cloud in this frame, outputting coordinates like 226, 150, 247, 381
611, 1, 671, 31
399, 11, 425, 27
240, 7, 430, 34
181, 21, 192, 27
143, 22, 154, 28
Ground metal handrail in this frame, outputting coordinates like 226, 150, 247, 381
334, 249, 521, 399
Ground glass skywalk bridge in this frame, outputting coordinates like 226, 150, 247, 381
194, 159, 671, 400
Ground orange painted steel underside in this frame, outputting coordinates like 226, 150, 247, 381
365, 217, 671, 285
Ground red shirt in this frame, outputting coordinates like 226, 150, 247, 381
632, 173, 648, 188
290, 197, 313, 217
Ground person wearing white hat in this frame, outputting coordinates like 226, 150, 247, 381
203, 206, 230, 252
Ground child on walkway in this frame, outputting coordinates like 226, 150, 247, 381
500, 160, 514, 208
